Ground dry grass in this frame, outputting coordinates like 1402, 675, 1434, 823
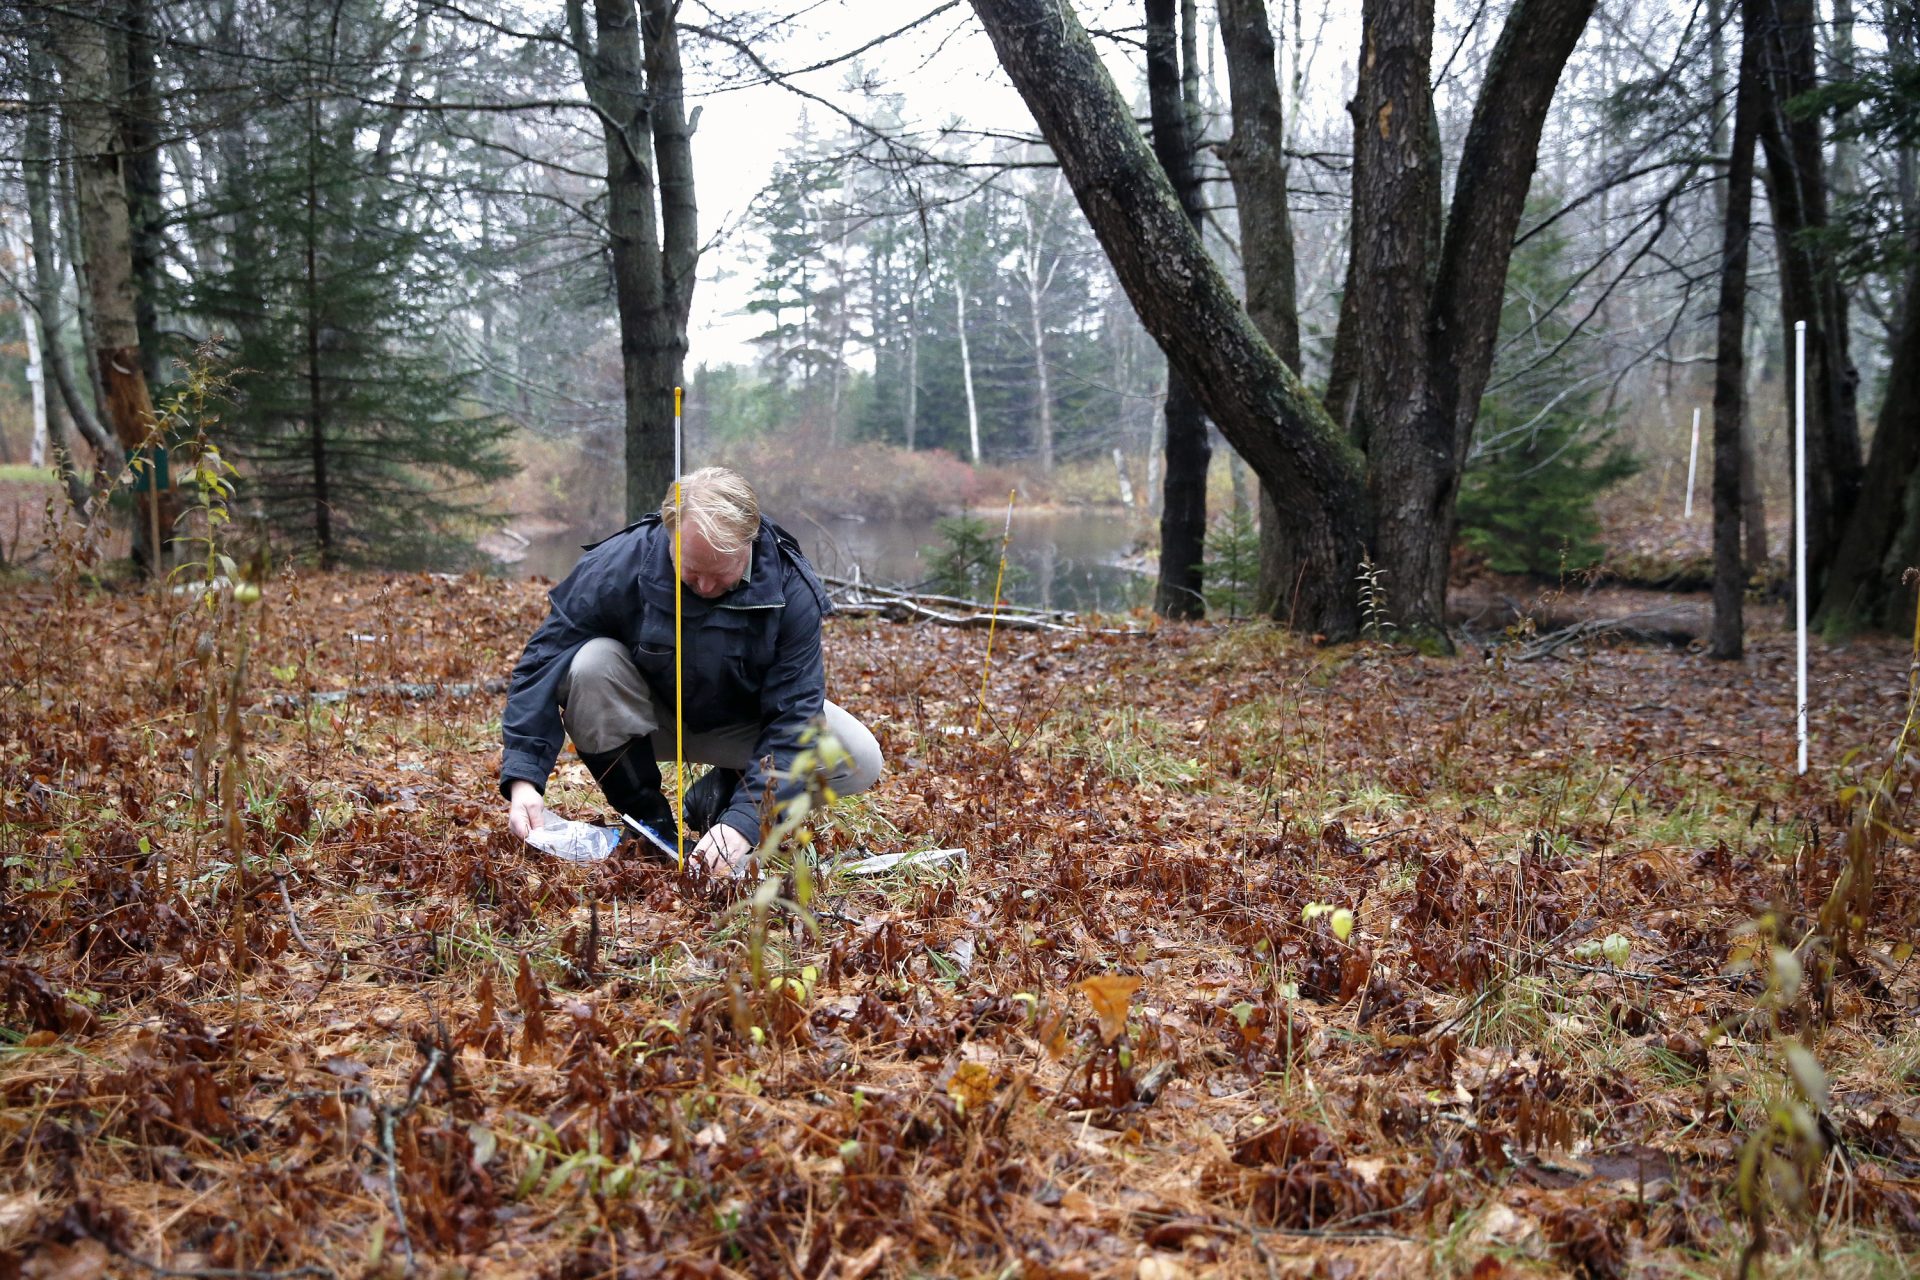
2, 569, 1919, 1278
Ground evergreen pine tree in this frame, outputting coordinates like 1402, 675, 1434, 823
187, 9, 511, 568
1456, 204, 1640, 577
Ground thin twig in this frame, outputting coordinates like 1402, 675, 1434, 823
273, 870, 335, 960
374, 1045, 445, 1271
98, 1239, 333, 1280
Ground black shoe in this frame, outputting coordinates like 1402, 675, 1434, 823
578, 741, 679, 852
683, 767, 742, 834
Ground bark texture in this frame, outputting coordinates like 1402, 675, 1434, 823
1753, 0, 1861, 595
123, 0, 166, 386
970, 0, 1367, 637
570, 0, 698, 521
1710, 0, 1764, 659
24, 30, 118, 486
1818, 277, 1920, 630
1217, 0, 1306, 617
57, 0, 166, 566
1355, 0, 1596, 645
1147, 0, 1211, 620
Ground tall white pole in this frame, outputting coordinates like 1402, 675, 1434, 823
1685, 407, 1701, 519
1795, 322, 1809, 776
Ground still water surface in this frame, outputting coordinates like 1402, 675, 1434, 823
512, 508, 1152, 614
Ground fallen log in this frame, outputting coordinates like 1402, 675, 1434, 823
819, 573, 1145, 635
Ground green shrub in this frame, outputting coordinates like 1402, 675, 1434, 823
1457, 419, 1639, 576
1203, 506, 1259, 620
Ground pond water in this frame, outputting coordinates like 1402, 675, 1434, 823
507, 507, 1154, 614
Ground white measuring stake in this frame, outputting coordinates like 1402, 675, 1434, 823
1684, 407, 1701, 519
1794, 321, 1808, 776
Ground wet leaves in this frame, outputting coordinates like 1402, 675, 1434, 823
2, 569, 1918, 1275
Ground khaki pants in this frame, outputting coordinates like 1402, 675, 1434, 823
559, 636, 882, 795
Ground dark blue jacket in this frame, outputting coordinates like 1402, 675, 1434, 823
499, 514, 834, 844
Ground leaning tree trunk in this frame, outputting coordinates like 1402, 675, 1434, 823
970, 0, 1368, 637
569, 0, 696, 520
1147, 0, 1211, 620
1218, 0, 1307, 619
1710, 0, 1765, 659
56, 0, 165, 570
1753, 0, 1861, 596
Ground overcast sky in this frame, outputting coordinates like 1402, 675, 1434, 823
677, 0, 1363, 365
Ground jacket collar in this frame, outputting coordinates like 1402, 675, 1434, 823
636, 519, 785, 613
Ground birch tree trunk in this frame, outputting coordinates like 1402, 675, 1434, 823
1020, 172, 1065, 476
23, 33, 115, 510
56, 0, 165, 569
957, 281, 981, 464
3, 218, 50, 471
905, 286, 920, 450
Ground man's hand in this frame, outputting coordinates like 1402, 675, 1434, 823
694, 823, 753, 878
507, 779, 545, 841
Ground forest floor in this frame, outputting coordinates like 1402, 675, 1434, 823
6, 557, 1920, 1280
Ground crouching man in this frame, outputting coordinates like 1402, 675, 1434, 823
499, 466, 882, 877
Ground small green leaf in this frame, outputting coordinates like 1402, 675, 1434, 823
1602, 933, 1631, 968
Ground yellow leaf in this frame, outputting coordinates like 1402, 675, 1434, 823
1037, 1010, 1070, 1061
1075, 974, 1142, 1044
947, 1061, 998, 1113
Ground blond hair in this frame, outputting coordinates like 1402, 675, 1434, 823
660, 466, 760, 554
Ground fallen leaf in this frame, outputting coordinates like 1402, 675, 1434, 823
1075, 974, 1142, 1044
947, 1060, 998, 1112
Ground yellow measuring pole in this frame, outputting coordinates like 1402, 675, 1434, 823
673, 387, 686, 871
973, 490, 1017, 736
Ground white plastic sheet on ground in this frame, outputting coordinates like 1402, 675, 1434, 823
524, 813, 621, 863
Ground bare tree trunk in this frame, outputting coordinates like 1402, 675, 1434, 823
969, 0, 1367, 637
1350, 0, 1439, 638
905, 285, 920, 450
1020, 172, 1065, 475
1819, 275, 1920, 630
957, 281, 981, 464
122, 0, 165, 388
3, 217, 50, 472
1218, 0, 1305, 617
304, 90, 334, 566
1357, 0, 1597, 647
1710, 0, 1764, 659
1148, 0, 1211, 620
1740, 429, 1768, 570
569, 0, 697, 519
56, 0, 164, 570
23, 36, 115, 511
1753, 0, 1861, 595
